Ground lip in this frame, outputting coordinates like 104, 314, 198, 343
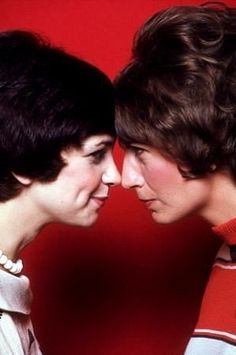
139, 199, 155, 208
91, 196, 108, 207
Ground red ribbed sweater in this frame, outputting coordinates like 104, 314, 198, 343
185, 218, 236, 354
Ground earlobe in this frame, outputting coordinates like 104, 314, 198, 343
210, 164, 217, 172
60, 148, 73, 163
11, 172, 33, 186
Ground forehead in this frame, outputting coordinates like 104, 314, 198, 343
81, 134, 115, 150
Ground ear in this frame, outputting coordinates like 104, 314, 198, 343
11, 172, 33, 186
61, 147, 74, 163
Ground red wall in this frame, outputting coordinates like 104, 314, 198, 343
0, 1, 233, 354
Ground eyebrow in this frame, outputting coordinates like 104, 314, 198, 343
123, 142, 144, 149
82, 138, 115, 150
95, 138, 115, 147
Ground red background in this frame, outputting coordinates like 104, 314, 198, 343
0, 1, 234, 354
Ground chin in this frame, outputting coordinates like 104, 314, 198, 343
75, 213, 99, 228
151, 211, 180, 224
82, 219, 98, 228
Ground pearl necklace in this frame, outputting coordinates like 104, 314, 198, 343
0, 250, 23, 275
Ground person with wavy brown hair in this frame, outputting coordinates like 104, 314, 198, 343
115, 3, 236, 354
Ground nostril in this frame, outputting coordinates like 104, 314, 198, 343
121, 179, 131, 189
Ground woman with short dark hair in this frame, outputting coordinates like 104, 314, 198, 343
0, 30, 120, 354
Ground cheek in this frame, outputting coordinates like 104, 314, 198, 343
83, 172, 102, 191
143, 162, 181, 189
64, 169, 100, 193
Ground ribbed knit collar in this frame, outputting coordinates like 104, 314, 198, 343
212, 217, 236, 245
0, 270, 32, 314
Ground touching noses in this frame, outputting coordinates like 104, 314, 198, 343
121, 154, 143, 189
102, 158, 121, 187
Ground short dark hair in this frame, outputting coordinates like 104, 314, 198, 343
0, 30, 115, 201
115, 3, 236, 178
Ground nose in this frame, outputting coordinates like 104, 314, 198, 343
122, 154, 144, 189
102, 158, 121, 187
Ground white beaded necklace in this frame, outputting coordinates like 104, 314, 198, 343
0, 250, 23, 275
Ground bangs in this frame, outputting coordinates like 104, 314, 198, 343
115, 105, 156, 148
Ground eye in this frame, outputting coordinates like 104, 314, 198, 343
89, 149, 107, 164
134, 148, 144, 157
131, 146, 146, 160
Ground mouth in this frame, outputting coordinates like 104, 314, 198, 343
139, 198, 156, 209
91, 196, 108, 207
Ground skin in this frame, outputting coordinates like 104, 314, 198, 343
0, 134, 121, 261
28, 134, 121, 227
121, 143, 236, 226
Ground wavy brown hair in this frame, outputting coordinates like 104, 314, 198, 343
115, 3, 236, 178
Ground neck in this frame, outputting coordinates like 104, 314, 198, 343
199, 170, 236, 226
0, 191, 47, 260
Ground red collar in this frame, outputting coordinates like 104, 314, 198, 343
212, 218, 236, 245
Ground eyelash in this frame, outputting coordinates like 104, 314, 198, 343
89, 149, 107, 164
131, 147, 145, 160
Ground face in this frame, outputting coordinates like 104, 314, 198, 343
29, 134, 121, 227
121, 143, 212, 224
